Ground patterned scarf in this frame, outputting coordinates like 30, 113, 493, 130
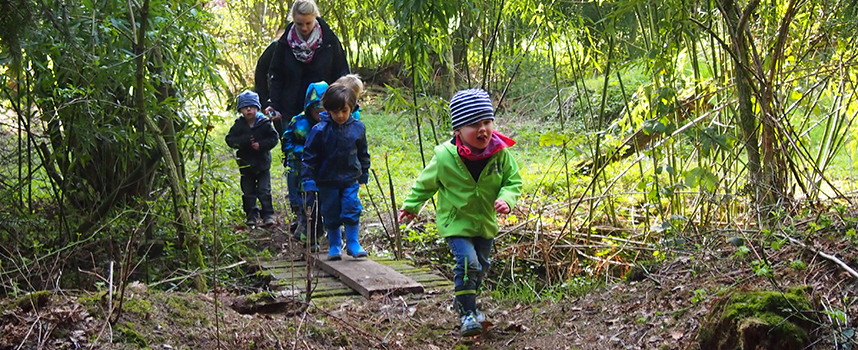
287, 20, 323, 63
456, 131, 516, 161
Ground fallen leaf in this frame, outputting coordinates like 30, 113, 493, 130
670, 330, 683, 340
648, 336, 660, 343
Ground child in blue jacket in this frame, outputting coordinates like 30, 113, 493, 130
225, 91, 280, 226
282, 82, 328, 247
302, 84, 370, 260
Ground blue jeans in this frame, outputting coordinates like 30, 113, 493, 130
446, 236, 493, 293
286, 158, 302, 208
317, 182, 362, 229
239, 168, 273, 217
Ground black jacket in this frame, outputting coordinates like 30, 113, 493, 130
225, 113, 279, 173
268, 17, 350, 132
253, 40, 278, 109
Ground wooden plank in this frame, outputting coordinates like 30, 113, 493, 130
308, 254, 424, 298
267, 269, 331, 280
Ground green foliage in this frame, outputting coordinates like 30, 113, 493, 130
692, 289, 707, 304
164, 294, 210, 327
116, 321, 148, 347
489, 275, 600, 303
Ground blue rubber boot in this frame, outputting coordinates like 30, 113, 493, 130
327, 227, 342, 261
344, 224, 367, 258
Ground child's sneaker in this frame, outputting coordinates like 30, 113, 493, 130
244, 208, 259, 227
262, 216, 275, 226
245, 211, 259, 227
459, 312, 483, 337
474, 311, 486, 323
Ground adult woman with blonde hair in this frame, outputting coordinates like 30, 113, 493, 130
265, 0, 349, 134
265, 0, 349, 237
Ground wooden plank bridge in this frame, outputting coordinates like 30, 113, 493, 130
256, 256, 453, 300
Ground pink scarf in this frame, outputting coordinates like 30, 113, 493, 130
287, 20, 323, 63
456, 131, 516, 161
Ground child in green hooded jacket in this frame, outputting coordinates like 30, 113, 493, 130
399, 88, 522, 337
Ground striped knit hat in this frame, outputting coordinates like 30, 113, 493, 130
450, 88, 494, 130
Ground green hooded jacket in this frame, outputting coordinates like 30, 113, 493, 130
401, 142, 522, 239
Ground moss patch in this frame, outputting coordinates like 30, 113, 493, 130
697, 287, 816, 350
15, 290, 51, 312
121, 296, 153, 319
116, 321, 147, 347
163, 294, 211, 327
246, 291, 275, 303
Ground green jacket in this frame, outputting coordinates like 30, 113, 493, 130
401, 142, 522, 239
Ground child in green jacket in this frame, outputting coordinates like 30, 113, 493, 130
399, 88, 522, 337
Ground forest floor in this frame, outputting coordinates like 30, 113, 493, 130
2, 211, 857, 350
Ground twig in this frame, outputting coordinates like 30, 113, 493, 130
574, 249, 634, 267
365, 177, 392, 243
213, 188, 221, 350
15, 312, 41, 350
308, 304, 397, 349
384, 155, 402, 259
108, 261, 114, 320
265, 323, 285, 350
776, 231, 858, 279
148, 261, 246, 288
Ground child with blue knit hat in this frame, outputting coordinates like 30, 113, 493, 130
226, 90, 280, 227
399, 88, 522, 336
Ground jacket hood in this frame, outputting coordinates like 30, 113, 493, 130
236, 111, 270, 127
304, 81, 329, 111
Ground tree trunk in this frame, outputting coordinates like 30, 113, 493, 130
452, 8, 474, 86
441, 46, 456, 99
132, 0, 207, 291
719, 0, 762, 202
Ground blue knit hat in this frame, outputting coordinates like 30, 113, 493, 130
237, 90, 262, 111
450, 88, 494, 130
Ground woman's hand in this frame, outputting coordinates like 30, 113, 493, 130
264, 107, 281, 121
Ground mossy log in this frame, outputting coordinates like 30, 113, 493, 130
696, 287, 817, 350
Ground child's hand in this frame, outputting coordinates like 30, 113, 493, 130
304, 191, 317, 215
398, 209, 417, 223
494, 199, 510, 214
250, 135, 260, 150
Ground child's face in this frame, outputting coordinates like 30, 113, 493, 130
455, 119, 494, 151
309, 106, 325, 122
329, 106, 352, 125
293, 13, 316, 38
241, 106, 259, 120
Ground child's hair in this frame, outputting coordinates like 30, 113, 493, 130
289, 0, 319, 21
321, 84, 357, 112
334, 74, 363, 100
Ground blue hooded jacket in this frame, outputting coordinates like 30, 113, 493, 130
301, 112, 370, 191
282, 82, 328, 170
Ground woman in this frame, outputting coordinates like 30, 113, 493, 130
265, 0, 349, 237
265, 0, 350, 134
